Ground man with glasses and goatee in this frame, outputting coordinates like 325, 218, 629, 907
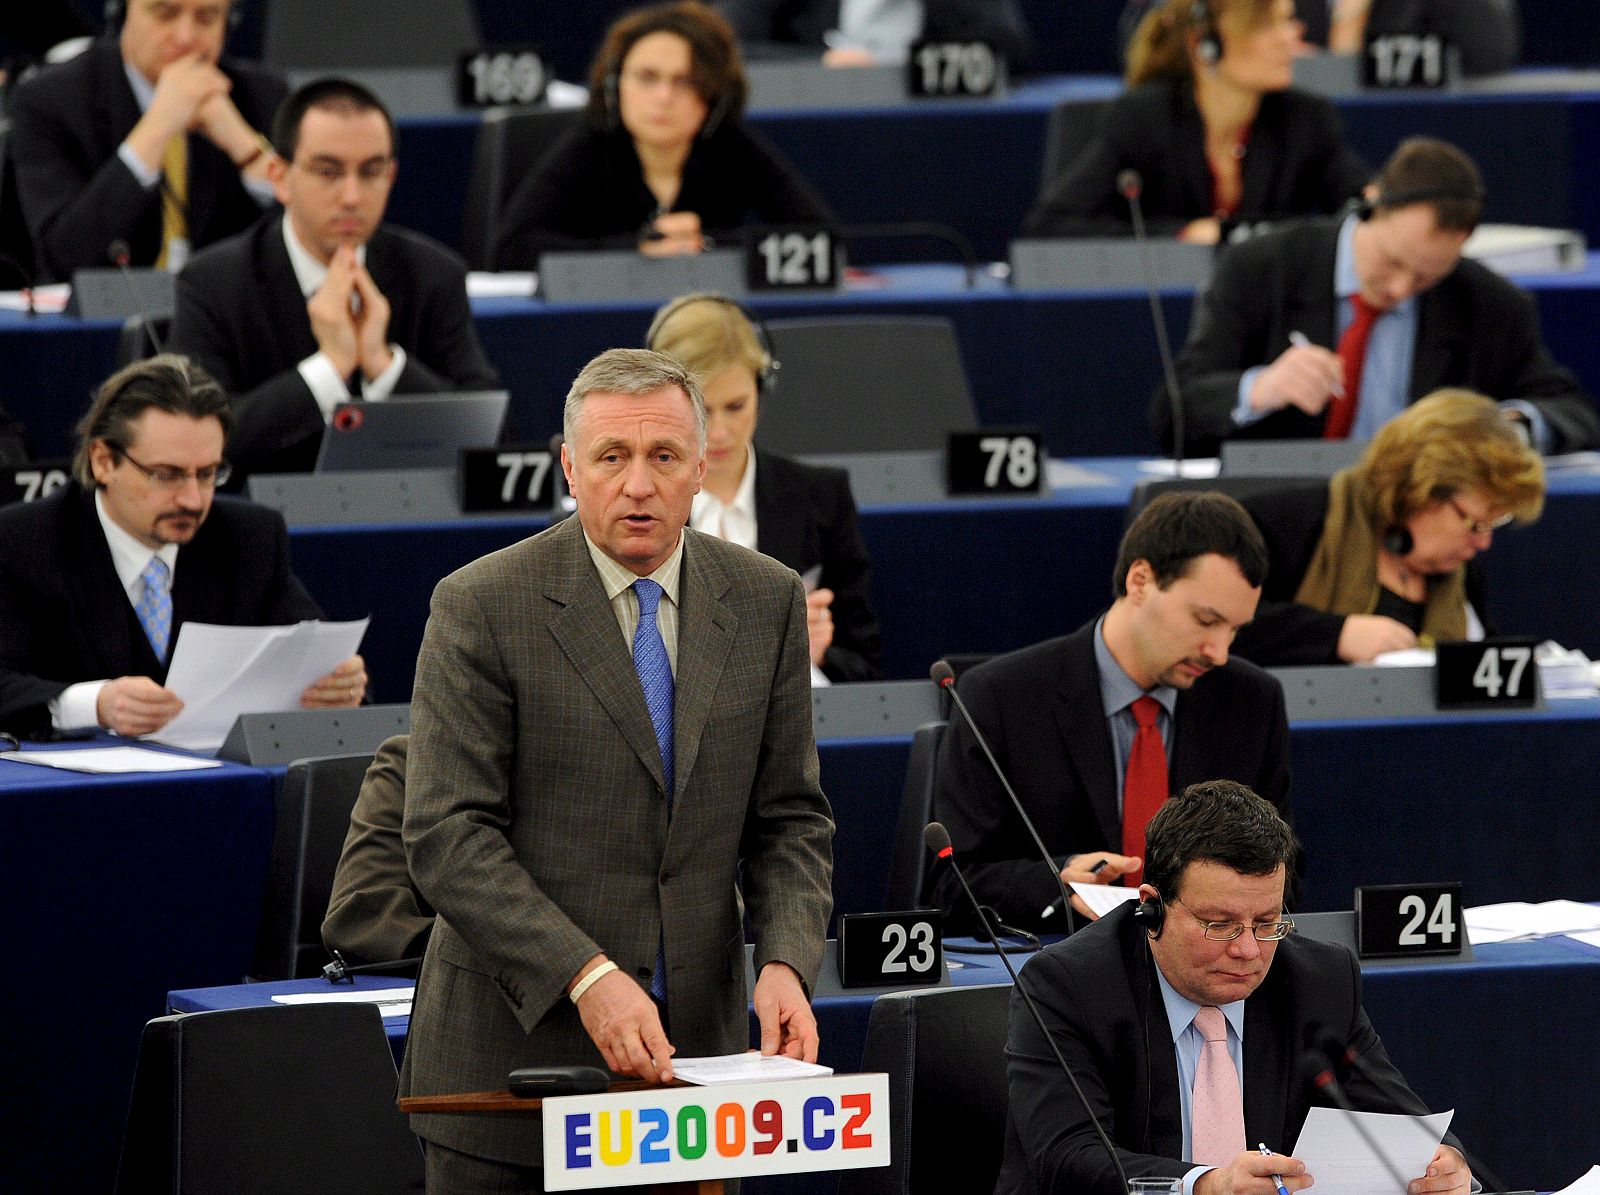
0, 355, 365, 739
997, 780, 1471, 1195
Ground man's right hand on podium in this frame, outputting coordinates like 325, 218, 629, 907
570, 954, 676, 1083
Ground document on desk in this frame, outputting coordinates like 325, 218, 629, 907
1291, 1106, 1453, 1195
671, 1054, 833, 1086
0, 746, 223, 773
149, 618, 370, 753
272, 986, 414, 1018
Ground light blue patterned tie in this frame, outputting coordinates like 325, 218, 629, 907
633, 579, 675, 1003
135, 557, 172, 661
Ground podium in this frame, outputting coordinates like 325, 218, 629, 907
401, 1073, 891, 1191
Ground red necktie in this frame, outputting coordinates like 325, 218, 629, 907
1121, 696, 1167, 887
1324, 294, 1379, 440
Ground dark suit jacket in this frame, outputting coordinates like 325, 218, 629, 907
1025, 79, 1367, 239
400, 517, 835, 1166
997, 903, 1448, 1195
1157, 217, 1600, 456
493, 119, 834, 269
720, 0, 1033, 66
754, 447, 882, 682
322, 733, 434, 968
6, 37, 286, 282
1232, 482, 1494, 666
169, 215, 501, 478
930, 619, 1293, 930
0, 481, 322, 735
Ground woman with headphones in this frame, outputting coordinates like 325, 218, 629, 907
494, 2, 834, 269
648, 293, 883, 683
1229, 389, 1545, 665
1025, 0, 1367, 242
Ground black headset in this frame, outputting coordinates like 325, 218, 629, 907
1381, 525, 1415, 556
1131, 887, 1166, 937
1351, 183, 1487, 221
645, 293, 780, 398
105, 0, 244, 30
1190, 0, 1222, 66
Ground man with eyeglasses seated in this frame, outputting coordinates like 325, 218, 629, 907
0, 355, 365, 740
998, 779, 1472, 1195
168, 77, 499, 480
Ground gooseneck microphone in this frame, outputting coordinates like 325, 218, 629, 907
930, 660, 1073, 924
925, 821, 1130, 1194
1306, 1030, 1522, 1195
1119, 169, 1187, 474
1300, 1043, 1415, 1193
107, 239, 167, 356
322, 948, 424, 984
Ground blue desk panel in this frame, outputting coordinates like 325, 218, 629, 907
171, 934, 1600, 1193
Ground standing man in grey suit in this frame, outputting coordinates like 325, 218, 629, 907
401, 348, 835, 1188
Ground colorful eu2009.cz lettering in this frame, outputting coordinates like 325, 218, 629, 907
541, 1074, 892, 1190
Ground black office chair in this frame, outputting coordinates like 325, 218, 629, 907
460, 106, 584, 270
884, 721, 947, 911
114, 1003, 425, 1194
251, 751, 376, 980
759, 316, 979, 456
1036, 98, 1111, 204
838, 983, 1014, 1195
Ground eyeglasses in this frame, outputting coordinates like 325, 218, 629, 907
620, 67, 699, 97
118, 450, 231, 490
294, 158, 394, 188
1448, 497, 1513, 538
1174, 896, 1295, 942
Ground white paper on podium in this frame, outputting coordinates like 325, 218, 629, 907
671, 1053, 833, 1086
1069, 882, 1141, 918
1291, 1106, 1452, 1195
149, 618, 369, 752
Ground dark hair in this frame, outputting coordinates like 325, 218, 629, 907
74, 355, 233, 487
1370, 137, 1485, 233
271, 77, 397, 162
1112, 491, 1268, 598
1144, 780, 1298, 899
585, 1, 747, 130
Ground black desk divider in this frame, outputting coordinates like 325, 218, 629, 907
65, 268, 175, 321
247, 469, 463, 526
812, 681, 941, 740
283, 67, 459, 118
537, 248, 747, 302
217, 704, 411, 766
1220, 439, 1366, 477
1008, 238, 1215, 291
1294, 910, 1473, 968
746, 62, 911, 109
1270, 665, 1547, 723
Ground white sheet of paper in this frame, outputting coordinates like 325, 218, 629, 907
1290, 1106, 1452, 1195
271, 986, 414, 1018
671, 1054, 833, 1086
0, 746, 223, 774
150, 618, 369, 752
1069, 882, 1141, 918
1136, 457, 1222, 479
1466, 900, 1600, 939
466, 271, 537, 298
1552, 1164, 1600, 1195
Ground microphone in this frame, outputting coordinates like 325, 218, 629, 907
930, 660, 1073, 926
107, 239, 167, 356
925, 822, 1130, 1194
1118, 168, 1187, 474
322, 948, 424, 984
1305, 1030, 1521, 1195
1299, 1044, 1418, 1195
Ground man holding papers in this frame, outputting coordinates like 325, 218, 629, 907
0, 355, 365, 738
998, 780, 1470, 1195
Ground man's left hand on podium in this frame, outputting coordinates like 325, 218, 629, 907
753, 961, 818, 1063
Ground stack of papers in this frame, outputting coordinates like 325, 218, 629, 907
271, 987, 414, 1018
0, 746, 222, 774
1464, 900, 1600, 944
1291, 1107, 1453, 1195
671, 1054, 833, 1086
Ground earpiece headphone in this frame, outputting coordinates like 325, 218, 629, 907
1131, 889, 1166, 938
1190, 0, 1221, 66
1351, 184, 1487, 221
104, 0, 244, 30
1381, 526, 1414, 556
645, 293, 780, 398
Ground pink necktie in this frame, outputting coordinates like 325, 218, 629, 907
1191, 1006, 1246, 1168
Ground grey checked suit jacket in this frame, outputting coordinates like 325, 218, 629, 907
400, 515, 835, 1166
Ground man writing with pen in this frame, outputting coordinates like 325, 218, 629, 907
996, 779, 1472, 1195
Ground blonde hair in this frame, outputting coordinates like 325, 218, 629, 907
1356, 389, 1545, 529
1125, 0, 1281, 86
645, 293, 771, 385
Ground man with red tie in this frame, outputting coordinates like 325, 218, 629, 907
930, 491, 1293, 931
1155, 137, 1600, 457
996, 780, 1470, 1195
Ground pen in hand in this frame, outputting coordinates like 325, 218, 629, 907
1287, 330, 1346, 397
1040, 857, 1109, 920
1259, 1142, 1291, 1195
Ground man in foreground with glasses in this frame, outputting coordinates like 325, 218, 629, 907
0, 355, 365, 739
169, 77, 499, 480
998, 780, 1472, 1195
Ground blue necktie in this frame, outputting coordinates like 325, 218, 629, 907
633, 579, 675, 1003
135, 557, 172, 661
